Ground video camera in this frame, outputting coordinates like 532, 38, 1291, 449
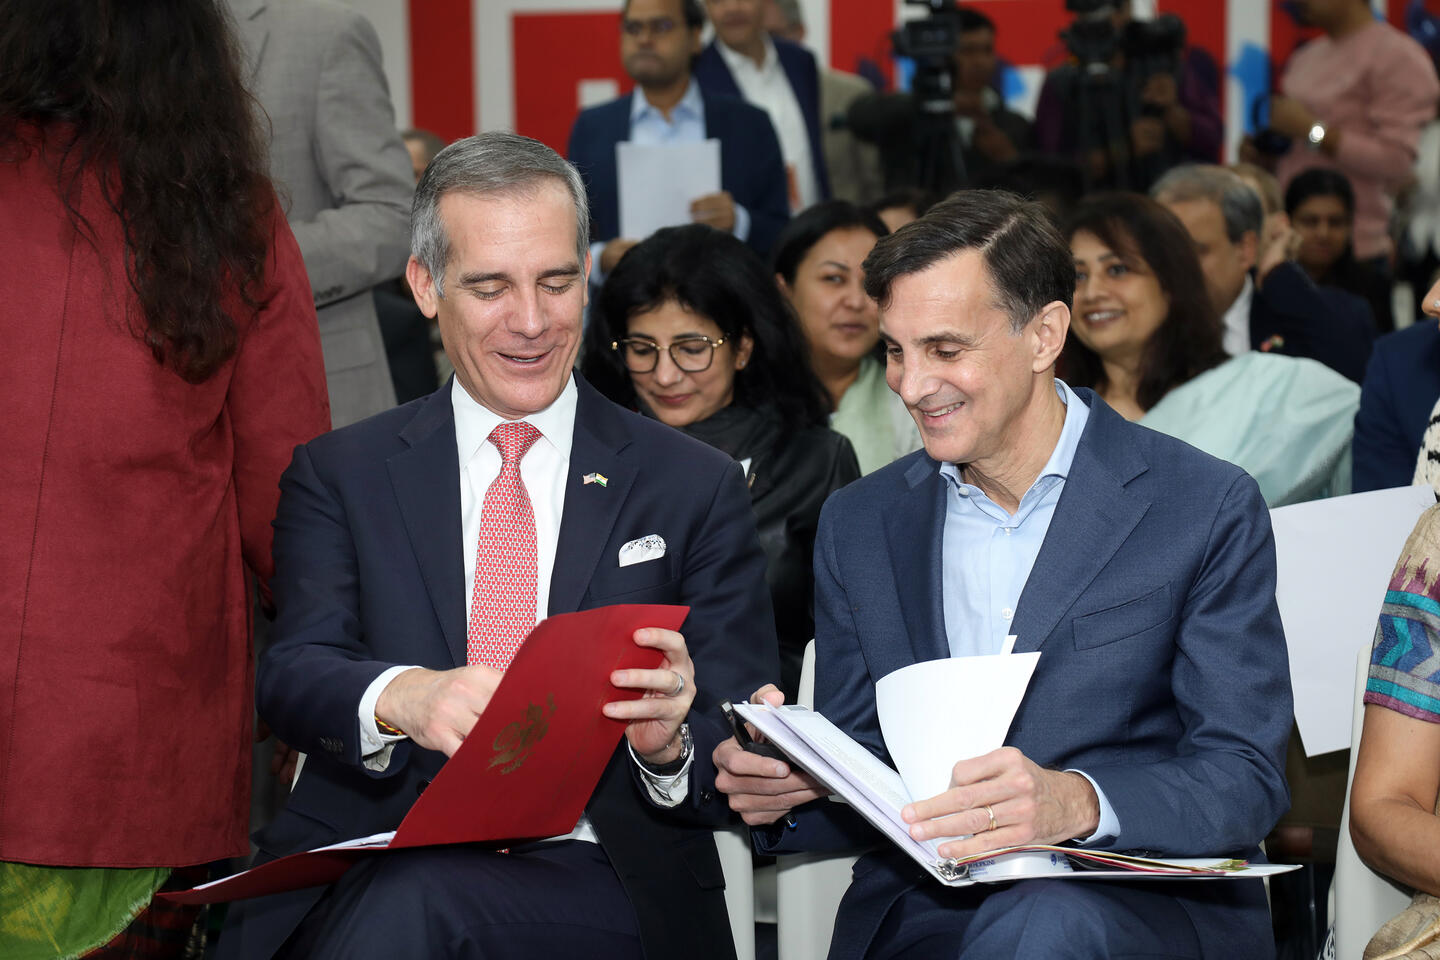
892, 0, 959, 113
1061, 0, 1186, 83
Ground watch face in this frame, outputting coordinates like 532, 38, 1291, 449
1308, 123, 1326, 144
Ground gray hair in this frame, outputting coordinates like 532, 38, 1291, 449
411, 131, 591, 298
1150, 163, 1263, 245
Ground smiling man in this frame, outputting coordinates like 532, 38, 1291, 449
219, 132, 778, 960
714, 190, 1292, 959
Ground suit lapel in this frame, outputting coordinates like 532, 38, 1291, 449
884, 456, 949, 665
549, 378, 638, 615
387, 386, 466, 667
1010, 397, 1151, 654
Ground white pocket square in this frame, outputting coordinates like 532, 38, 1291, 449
619, 534, 667, 567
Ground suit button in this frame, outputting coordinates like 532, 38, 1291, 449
700, 790, 714, 803
416, 778, 431, 796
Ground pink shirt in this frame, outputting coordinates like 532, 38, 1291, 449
1278, 20, 1439, 260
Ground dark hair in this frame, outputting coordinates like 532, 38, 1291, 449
956, 8, 996, 34
582, 224, 831, 429
1062, 192, 1228, 411
867, 188, 940, 223
771, 200, 889, 285
1284, 168, 1356, 219
622, 0, 704, 29
0, 0, 275, 383
862, 189, 1075, 332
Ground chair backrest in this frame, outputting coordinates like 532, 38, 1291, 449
1331, 643, 1412, 958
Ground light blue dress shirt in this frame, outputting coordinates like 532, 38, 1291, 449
937, 379, 1119, 844
587, 80, 750, 287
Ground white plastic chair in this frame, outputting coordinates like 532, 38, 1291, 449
1330, 643, 1412, 958
775, 641, 863, 960
715, 823, 757, 960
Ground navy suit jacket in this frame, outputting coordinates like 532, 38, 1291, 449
765, 390, 1292, 960
566, 88, 790, 256
1353, 320, 1440, 491
692, 37, 831, 202
1250, 261, 1374, 384
221, 375, 778, 960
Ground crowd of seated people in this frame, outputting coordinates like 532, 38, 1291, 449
10, 0, 1440, 957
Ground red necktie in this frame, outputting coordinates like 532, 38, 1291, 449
466, 421, 542, 669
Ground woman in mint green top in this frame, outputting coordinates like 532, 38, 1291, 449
775, 201, 922, 474
1064, 193, 1357, 507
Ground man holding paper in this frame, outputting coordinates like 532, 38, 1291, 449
566, 0, 790, 283
714, 191, 1292, 957
219, 133, 778, 959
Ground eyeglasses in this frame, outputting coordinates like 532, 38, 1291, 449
620, 16, 679, 37
611, 335, 727, 374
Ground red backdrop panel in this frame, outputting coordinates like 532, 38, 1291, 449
829, 0, 896, 80
968, 0, 1076, 67
409, 0, 474, 142
513, 11, 630, 153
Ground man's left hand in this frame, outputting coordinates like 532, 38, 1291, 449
603, 628, 697, 765
901, 746, 1101, 859
690, 192, 737, 233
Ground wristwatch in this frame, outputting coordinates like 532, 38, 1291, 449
1306, 121, 1327, 150
645, 723, 692, 777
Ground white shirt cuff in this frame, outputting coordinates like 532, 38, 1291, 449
1066, 769, 1120, 846
732, 203, 751, 244
627, 740, 692, 808
359, 665, 421, 772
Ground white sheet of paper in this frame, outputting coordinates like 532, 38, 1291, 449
1271, 485, 1435, 756
617, 139, 721, 240
874, 652, 1041, 803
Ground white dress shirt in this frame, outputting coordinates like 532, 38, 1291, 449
716, 37, 818, 211
1221, 274, 1254, 358
357, 375, 690, 844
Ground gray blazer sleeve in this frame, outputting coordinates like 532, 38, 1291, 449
289, 8, 413, 309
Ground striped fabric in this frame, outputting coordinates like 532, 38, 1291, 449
1367, 504, 1440, 723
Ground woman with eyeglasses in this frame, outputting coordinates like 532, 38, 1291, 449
581, 224, 859, 697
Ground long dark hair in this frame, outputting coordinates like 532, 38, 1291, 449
0, 0, 275, 383
582, 224, 831, 429
1062, 193, 1227, 412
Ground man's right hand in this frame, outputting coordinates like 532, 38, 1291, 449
713, 685, 829, 825
375, 664, 503, 757
601, 238, 638, 274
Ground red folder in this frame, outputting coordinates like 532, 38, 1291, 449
164, 603, 689, 905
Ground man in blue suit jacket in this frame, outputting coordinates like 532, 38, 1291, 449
715, 191, 1292, 958
220, 133, 777, 960
567, 0, 788, 278
693, 0, 829, 207
1354, 317, 1440, 491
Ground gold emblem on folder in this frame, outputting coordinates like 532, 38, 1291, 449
489, 694, 557, 774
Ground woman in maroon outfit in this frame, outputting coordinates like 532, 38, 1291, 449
0, 1, 331, 954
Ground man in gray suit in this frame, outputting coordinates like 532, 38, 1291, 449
230, 0, 413, 427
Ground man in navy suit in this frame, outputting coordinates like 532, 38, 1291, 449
1353, 316, 1440, 491
1154, 164, 1374, 383
220, 132, 777, 959
714, 191, 1292, 958
567, 0, 788, 280
693, 0, 829, 210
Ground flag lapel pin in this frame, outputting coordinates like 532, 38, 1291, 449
583, 472, 608, 487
